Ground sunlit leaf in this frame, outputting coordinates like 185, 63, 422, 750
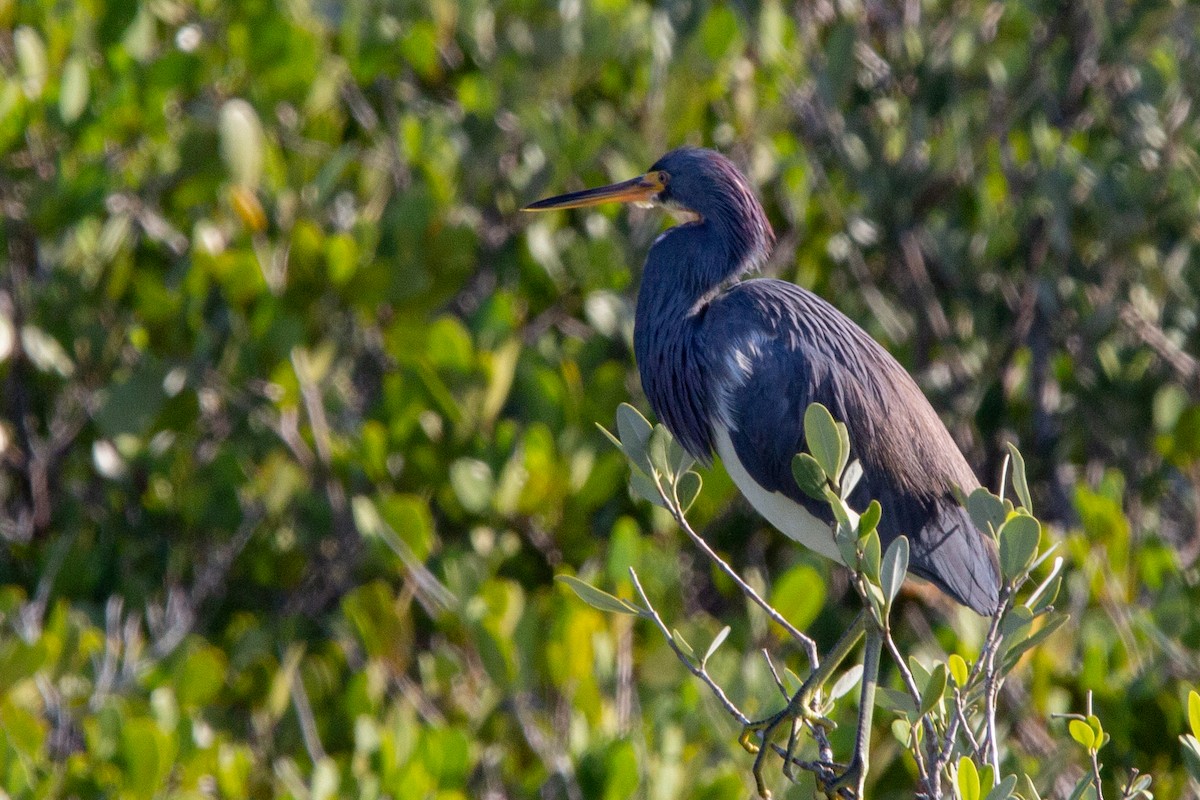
804, 403, 845, 480
1069, 719, 1096, 750
957, 757, 980, 800
880, 535, 909, 606
702, 626, 731, 667
999, 513, 1040, 580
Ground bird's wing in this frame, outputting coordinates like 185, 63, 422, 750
701, 279, 1000, 615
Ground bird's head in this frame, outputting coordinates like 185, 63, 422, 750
524, 147, 774, 258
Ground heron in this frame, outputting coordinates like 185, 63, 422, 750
524, 147, 1000, 798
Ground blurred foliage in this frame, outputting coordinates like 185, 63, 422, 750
1, 0, 1199, 798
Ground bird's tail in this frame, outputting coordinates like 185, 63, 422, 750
907, 503, 1001, 616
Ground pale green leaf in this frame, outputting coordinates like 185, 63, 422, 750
1005, 442, 1033, 513
702, 626, 731, 667
556, 575, 642, 615
804, 403, 845, 480
999, 513, 1041, 580
880, 535, 909, 606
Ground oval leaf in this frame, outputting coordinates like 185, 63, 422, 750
1189, 689, 1200, 739
829, 664, 863, 701
629, 471, 667, 508
556, 575, 641, 615
1005, 442, 1033, 513
616, 403, 653, 474
984, 775, 1018, 800
791, 453, 827, 500
967, 487, 1009, 537
919, 663, 947, 716
999, 513, 1041, 580
675, 471, 702, 513
880, 535, 909, 606
59, 55, 90, 123
804, 403, 845, 480
219, 98, 265, 188
957, 757, 980, 800
1069, 718, 1096, 750
948, 654, 969, 688
861, 529, 881, 582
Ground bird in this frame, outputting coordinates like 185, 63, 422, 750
524, 147, 1001, 797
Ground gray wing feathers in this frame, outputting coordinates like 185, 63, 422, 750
704, 279, 1001, 616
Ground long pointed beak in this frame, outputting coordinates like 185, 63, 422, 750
523, 171, 666, 211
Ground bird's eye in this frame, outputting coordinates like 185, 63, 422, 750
657, 171, 670, 185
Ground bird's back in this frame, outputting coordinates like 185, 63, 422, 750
699, 278, 1000, 615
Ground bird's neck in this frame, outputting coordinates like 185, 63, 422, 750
632, 220, 769, 460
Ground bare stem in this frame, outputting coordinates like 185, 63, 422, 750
655, 473, 820, 667
629, 568, 749, 724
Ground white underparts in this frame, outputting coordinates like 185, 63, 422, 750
713, 425, 844, 564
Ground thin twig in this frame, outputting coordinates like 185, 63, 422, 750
655, 473, 820, 666
629, 569, 749, 723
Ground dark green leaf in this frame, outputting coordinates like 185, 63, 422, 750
791, 453, 828, 500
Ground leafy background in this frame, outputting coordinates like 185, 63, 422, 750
1, 0, 1199, 797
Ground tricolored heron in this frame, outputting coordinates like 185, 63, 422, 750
525, 147, 1000, 797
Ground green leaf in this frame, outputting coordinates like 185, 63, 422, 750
1189, 689, 1200, 739
877, 687, 918, 717
984, 775, 1018, 800
449, 458, 494, 515
948, 654, 969, 687
667, 435, 695, 476
829, 664, 863, 701
616, 403, 654, 474
791, 453, 828, 500
556, 575, 642, 615
967, 487, 1009, 537
58, 55, 90, 123
629, 471, 667, 508
861, 529, 881, 582
219, 98, 265, 188
804, 403, 846, 481
1069, 718, 1096, 750
671, 629, 696, 660
1087, 714, 1106, 749
1182, 735, 1200, 781
702, 626, 731, 667
880, 535, 909, 606
769, 564, 827, 632
675, 471, 702, 513
919, 663, 947, 716
859, 499, 882, 537
14, 27, 46, 99
1005, 442, 1033, 513
1018, 774, 1043, 800
999, 514, 1041, 580
957, 757, 980, 800
840, 459, 863, 498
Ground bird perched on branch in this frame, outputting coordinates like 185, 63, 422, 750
525, 146, 1000, 797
